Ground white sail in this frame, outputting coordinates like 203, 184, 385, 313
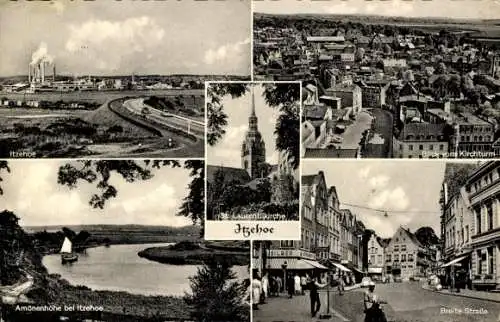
60, 237, 72, 254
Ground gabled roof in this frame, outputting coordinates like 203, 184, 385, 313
327, 186, 339, 201
206, 165, 251, 185
400, 227, 424, 248
304, 148, 358, 158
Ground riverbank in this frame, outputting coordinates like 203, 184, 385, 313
4, 274, 193, 321
138, 241, 250, 266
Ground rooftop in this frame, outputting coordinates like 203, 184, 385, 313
206, 165, 251, 185
304, 105, 328, 119
453, 112, 491, 125
304, 148, 358, 158
397, 123, 447, 141
307, 36, 345, 42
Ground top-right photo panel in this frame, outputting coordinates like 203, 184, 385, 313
253, 0, 500, 159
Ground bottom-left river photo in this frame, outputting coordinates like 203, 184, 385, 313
0, 159, 251, 322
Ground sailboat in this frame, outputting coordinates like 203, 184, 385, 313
60, 237, 78, 264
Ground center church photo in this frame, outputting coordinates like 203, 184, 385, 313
206, 82, 300, 221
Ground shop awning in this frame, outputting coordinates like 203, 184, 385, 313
254, 258, 327, 270
332, 262, 351, 272
368, 267, 383, 274
302, 259, 328, 270
441, 255, 469, 268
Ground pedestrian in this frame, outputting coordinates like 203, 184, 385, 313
276, 275, 282, 295
269, 275, 277, 297
309, 275, 327, 318
294, 273, 301, 295
287, 274, 295, 298
338, 273, 345, 296
301, 274, 307, 295
261, 271, 269, 303
252, 273, 262, 311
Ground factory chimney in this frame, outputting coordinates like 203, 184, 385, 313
41, 62, 45, 83
53, 64, 56, 82
28, 64, 31, 83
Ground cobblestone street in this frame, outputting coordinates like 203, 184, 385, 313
254, 282, 500, 322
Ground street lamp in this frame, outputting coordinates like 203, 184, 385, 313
282, 261, 288, 294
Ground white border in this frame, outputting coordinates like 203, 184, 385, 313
204, 80, 302, 241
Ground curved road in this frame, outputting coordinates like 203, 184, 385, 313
124, 98, 205, 138
107, 98, 204, 158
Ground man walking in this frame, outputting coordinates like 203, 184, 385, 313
309, 275, 327, 317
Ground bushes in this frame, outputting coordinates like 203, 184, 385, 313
184, 260, 249, 322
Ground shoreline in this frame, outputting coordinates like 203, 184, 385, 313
7, 240, 245, 320
18, 241, 202, 320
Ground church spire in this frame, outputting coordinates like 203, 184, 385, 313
248, 85, 258, 132
251, 85, 256, 117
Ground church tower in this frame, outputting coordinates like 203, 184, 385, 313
241, 86, 266, 179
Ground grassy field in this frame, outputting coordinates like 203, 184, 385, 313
0, 89, 204, 105
27, 224, 202, 245
5, 276, 193, 321
138, 241, 250, 266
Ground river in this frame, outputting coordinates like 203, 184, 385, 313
42, 243, 249, 297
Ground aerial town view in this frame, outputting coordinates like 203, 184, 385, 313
253, 1, 500, 158
252, 160, 499, 322
0, 0, 251, 158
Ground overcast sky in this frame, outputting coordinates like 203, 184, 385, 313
254, 0, 500, 20
302, 160, 474, 238
1, 161, 193, 227
0, 0, 250, 77
207, 84, 289, 168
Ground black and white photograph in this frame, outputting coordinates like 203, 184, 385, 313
0, 0, 251, 158
0, 160, 251, 322
205, 82, 301, 240
253, 0, 500, 159
252, 159, 499, 322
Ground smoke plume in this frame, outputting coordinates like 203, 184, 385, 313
31, 42, 54, 66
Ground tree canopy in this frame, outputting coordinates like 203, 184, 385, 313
1, 160, 205, 228
415, 227, 440, 247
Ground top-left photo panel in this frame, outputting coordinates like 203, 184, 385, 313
0, 0, 251, 159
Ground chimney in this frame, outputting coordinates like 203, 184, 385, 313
443, 183, 449, 205
28, 64, 31, 83
53, 64, 56, 82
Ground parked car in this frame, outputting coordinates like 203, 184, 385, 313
393, 276, 403, 283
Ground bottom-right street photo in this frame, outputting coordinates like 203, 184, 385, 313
252, 160, 499, 322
